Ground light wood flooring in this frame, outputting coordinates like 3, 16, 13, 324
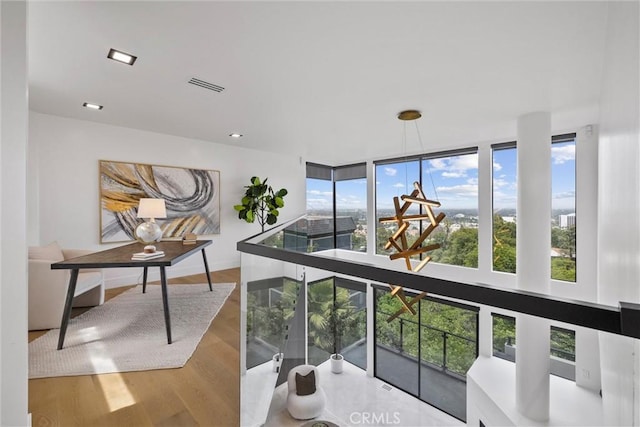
28, 267, 240, 427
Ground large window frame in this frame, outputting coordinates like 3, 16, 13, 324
374, 148, 479, 269
306, 162, 367, 253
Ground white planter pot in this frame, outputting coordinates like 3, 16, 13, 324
330, 353, 344, 374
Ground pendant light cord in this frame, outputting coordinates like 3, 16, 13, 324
414, 121, 439, 201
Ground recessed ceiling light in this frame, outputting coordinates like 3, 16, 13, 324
229, 133, 243, 138
107, 48, 137, 65
83, 102, 103, 110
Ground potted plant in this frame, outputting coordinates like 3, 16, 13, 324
234, 176, 288, 233
328, 287, 359, 374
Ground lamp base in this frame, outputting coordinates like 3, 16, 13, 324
135, 221, 163, 244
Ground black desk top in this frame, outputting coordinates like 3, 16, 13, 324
51, 240, 212, 269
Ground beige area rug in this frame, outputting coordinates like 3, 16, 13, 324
29, 283, 235, 379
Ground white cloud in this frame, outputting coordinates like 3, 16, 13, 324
307, 190, 332, 197
467, 177, 478, 185
384, 167, 397, 177
493, 161, 503, 172
306, 198, 332, 209
426, 153, 478, 179
392, 182, 406, 189
553, 190, 575, 199
552, 145, 575, 165
442, 171, 464, 178
435, 183, 478, 197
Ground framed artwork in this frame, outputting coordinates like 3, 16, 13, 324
100, 160, 220, 243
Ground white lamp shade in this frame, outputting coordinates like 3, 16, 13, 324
137, 198, 167, 219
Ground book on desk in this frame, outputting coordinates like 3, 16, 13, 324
131, 250, 165, 260
182, 232, 197, 245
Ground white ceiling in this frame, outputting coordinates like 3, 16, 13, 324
28, 1, 609, 165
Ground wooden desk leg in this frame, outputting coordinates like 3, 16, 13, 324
160, 266, 172, 344
201, 248, 213, 291
57, 269, 79, 350
142, 267, 148, 293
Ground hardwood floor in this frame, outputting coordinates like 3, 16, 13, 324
28, 268, 240, 427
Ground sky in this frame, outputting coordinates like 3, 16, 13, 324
306, 140, 576, 213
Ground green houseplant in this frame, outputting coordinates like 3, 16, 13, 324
234, 176, 288, 233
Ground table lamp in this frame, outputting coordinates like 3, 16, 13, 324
135, 198, 167, 251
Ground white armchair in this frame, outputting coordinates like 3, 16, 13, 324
28, 242, 104, 331
286, 364, 326, 420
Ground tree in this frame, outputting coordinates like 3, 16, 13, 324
234, 176, 288, 233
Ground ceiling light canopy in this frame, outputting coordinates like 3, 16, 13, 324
107, 48, 137, 65
83, 102, 103, 110
398, 110, 422, 121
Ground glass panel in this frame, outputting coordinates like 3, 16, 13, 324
338, 284, 367, 370
492, 146, 517, 273
308, 277, 367, 369
551, 326, 576, 362
424, 152, 479, 268
551, 139, 576, 282
306, 177, 334, 252
492, 314, 576, 381
420, 298, 477, 421
375, 288, 419, 395
335, 177, 367, 252
492, 314, 516, 362
246, 277, 298, 369
307, 278, 334, 366
375, 160, 421, 256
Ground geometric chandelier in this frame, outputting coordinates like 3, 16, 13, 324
378, 110, 446, 322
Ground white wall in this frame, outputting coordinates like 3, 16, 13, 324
1, 1, 29, 425
28, 112, 306, 287
596, 1, 640, 425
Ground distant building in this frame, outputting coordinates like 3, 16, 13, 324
559, 213, 576, 228
283, 216, 357, 252
501, 216, 516, 223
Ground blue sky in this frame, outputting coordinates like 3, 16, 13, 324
306, 140, 576, 213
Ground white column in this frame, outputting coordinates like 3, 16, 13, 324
0, 1, 29, 425
515, 112, 551, 421
597, 2, 640, 425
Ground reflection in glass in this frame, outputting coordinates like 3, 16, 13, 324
307, 277, 367, 369
246, 277, 299, 369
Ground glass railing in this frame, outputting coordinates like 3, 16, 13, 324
239, 214, 640, 427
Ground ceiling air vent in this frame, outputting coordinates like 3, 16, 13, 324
188, 78, 225, 93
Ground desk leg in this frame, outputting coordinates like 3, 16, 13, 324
201, 248, 213, 291
57, 269, 79, 350
142, 267, 148, 293
160, 266, 172, 344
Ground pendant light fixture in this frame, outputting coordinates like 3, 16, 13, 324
379, 110, 446, 322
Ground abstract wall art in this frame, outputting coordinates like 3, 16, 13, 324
100, 160, 220, 243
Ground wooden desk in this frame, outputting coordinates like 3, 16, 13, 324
51, 240, 213, 350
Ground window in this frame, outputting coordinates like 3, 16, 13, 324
375, 150, 479, 269
375, 159, 420, 256
335, 164, 367, 252
492, 144, 517, 273
307, 277, 366, 369
491, 313, 576, 380
424, 151, 478, 267
375, 286, 478, 421
551, 135, 577, 282
305, 163, 366, 253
